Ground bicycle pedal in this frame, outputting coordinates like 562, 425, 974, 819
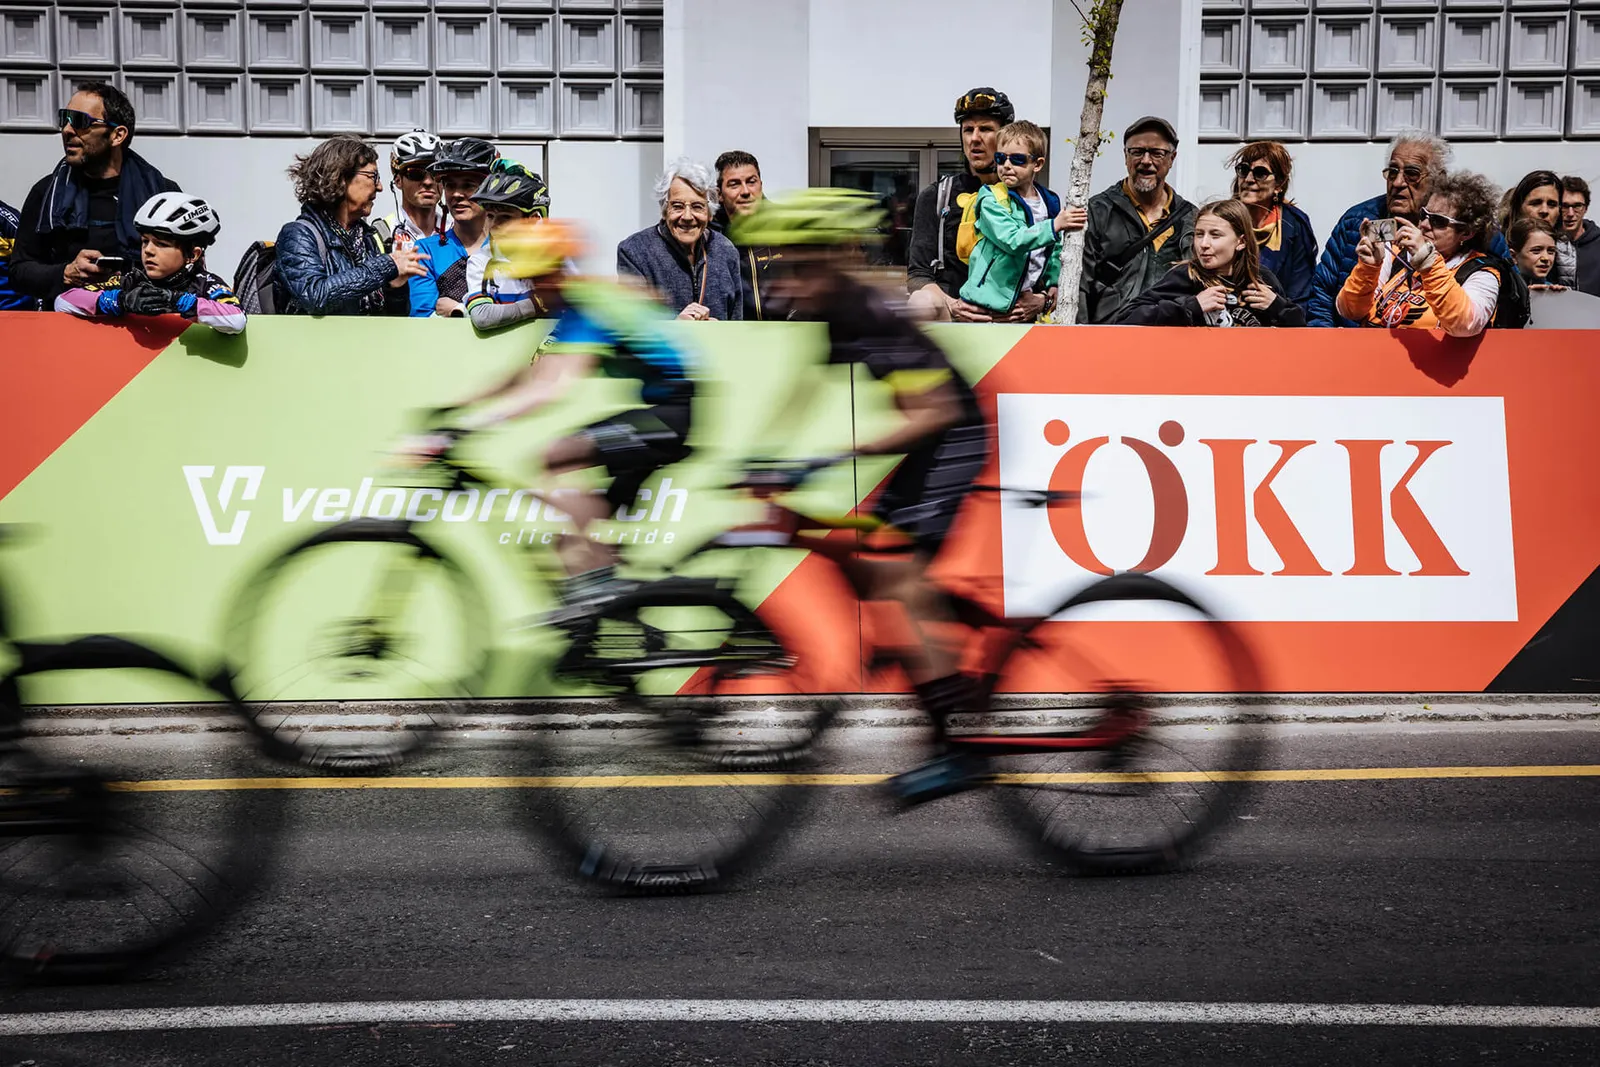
886, 755, 984, 807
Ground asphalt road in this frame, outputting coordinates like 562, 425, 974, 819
1, 721, 1598, 1066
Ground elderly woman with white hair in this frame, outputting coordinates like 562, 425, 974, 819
617, 158, 743, 319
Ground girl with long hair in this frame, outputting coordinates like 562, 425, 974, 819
1115, 198, 1305, 326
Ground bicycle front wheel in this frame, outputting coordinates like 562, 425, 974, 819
981, 572, 1267, 876
523, 578, 833, 892
221, 519, 490, 771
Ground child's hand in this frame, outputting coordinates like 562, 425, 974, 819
1053, 205, 1088, 233
122, 284, 178, 317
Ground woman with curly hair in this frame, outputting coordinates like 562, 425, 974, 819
1225, 141, 1319, 310
273, 134, 428, 315
1337, 169, 1511, 336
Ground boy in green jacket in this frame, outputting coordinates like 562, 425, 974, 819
958, 120, 1085, 319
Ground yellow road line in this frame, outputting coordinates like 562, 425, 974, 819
105, 765, 1600, 792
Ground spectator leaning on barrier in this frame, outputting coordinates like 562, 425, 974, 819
1337, 169, 1511, 337
1116, 199, 1304, 327
957, 120, 1083, 321
275, 135, 425, 317
1308, 133, 1456, 327
1502, 170, 1575, 289
1561, 176, 1600, 296
1508, 217, 1562, 291
55, 192, 244, 335
376, 129, 444, 251
10, 82, 179, 307
711, 150, 778, 320
906, 87, 1014, 322
618, 158, 741, 321
463, 162, 552, 332
1226, 141, 1318, 311
412, 138, 499, 318
0, 199, 33, 310
1078, 116, 1197, 325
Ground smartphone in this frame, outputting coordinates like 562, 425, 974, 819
93, 255, 130, 274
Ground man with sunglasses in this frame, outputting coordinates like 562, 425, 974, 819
1077, 116, 1197, 324
376, 129, 445, 253
1304, 133, 1508, 327
10, 83, 178, 306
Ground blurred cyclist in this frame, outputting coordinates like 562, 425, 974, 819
405, 219, 696, 615
729, 189, 988, 793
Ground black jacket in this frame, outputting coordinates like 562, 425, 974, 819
273, 207, 409, 317
711, 207, 779, 320
1575, 219, 1600, 298
906, 172, 985, 298
11, 151, 179, 304
1115, 265, 1306, 327
1078, 181, 1197, 324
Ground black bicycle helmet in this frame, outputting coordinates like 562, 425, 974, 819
428, 137, 498, 174
471, 162, 551, 216
954, 87, 1014, 125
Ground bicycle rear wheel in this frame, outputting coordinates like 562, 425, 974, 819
221, 519, 490, 771
0, 637, 282, 982
980, 572, 1267, 875
524, 578, 835, 892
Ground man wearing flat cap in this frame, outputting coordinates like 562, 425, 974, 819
1078, 115, 1197, 324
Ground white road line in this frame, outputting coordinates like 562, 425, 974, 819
3, 1000, 1599, 1035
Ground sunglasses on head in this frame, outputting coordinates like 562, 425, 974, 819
994, 152, 1036, 167
1234, 163, 1275, 182
58, 108, 113, 132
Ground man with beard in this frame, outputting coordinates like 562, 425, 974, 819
1078, 116, 1196, 324
710, 150, 778, 320
905, 87, 1016, 322
1306, 133, 1455, 327
11, 82, 179, 306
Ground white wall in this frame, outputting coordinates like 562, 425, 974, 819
547, 139, 664, 274
665, 0, 811, 192
807, 0, 1054, 129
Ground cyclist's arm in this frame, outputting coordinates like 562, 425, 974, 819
855, 376, 963, 457
455, 348, 596, 430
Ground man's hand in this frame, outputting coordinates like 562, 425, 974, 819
392, 430, 461, 469
1194, 286, 1230, 315
388, 245, 429, 288
1241, 281, 1278, 311
950, 299, 995, 322
64, 249, 104, 287
435, 297, 464, 317
1004, 290, 1048, 322
677, 302, 711, 321
121, 284, 178, 317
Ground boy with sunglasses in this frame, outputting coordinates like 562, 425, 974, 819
11, 84, 179, 305
957, 120, 1085, 319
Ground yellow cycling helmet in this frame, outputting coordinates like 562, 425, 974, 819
492, 217, 586, 278
727, 188, 886, 248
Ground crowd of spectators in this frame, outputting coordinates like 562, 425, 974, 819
2, 80, 1597, 340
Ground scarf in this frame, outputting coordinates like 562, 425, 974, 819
39, 149, 171, 255
1251, 206, 1283, 254
313, 207, 386, 315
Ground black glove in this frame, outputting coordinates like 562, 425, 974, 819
121, 284, 178, 317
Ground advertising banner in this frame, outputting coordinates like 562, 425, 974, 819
3, 313, 1598, 698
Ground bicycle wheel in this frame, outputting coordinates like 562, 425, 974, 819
524, 577, 835, 892
0, 637, 282, 982
980, 572, 1267, 875
221, 519, 491, 771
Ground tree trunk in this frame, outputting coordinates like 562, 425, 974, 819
1050, 0, 1126, 325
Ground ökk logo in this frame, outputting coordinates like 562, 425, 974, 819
184, 465, 265, 546
997, 395, 1517, 622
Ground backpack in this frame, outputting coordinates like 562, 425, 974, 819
1455, 253, 1529, 329
931, 175, 984, 269
232, 220, 327, 315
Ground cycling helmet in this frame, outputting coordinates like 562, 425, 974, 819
954, 87, 1014, 125
429, 137, 498, 174
133, 192, 221, 246
472, 162, 551, 217
492, 218, 586, 278
390, 129, 440, 172
727, 188, 885, 248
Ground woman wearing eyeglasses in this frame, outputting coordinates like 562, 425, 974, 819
1337, 170, 1512, 336
1225, 142, 1318, 313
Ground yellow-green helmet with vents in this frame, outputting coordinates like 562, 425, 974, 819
727, 188, 885, 248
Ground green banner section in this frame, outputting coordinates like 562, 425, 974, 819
1, 318, 1016, 702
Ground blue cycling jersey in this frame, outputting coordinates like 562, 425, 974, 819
537, 279, 694, 406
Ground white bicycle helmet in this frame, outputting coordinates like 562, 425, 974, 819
133, 192, 221, 246
391, 129, 441, 171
